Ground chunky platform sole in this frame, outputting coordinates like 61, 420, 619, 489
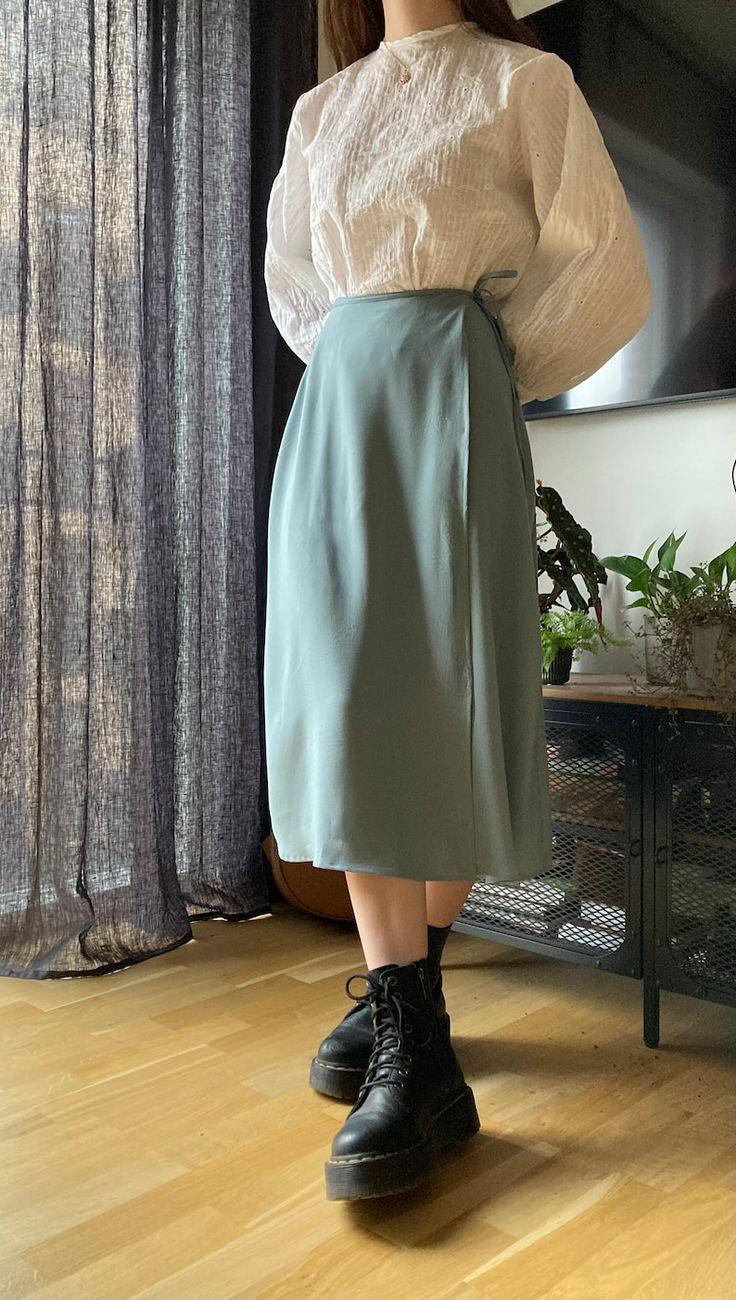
324, 1085, 481, 1201
308, 1054, 367, 1101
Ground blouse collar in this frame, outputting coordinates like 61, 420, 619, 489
381, 20, 471, 48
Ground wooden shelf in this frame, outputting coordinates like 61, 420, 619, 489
542, 672, 728, 713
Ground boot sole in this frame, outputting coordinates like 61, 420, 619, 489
309, 1056, 366, 1101
324, 1085, 480, 1201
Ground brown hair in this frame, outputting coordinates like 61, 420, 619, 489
322, 0, 546, 71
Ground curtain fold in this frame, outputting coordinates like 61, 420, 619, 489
0, 0, 317, 977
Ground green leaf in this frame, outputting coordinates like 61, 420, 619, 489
657, 531, 676, 564
625, 571, 652, 595
708, 544, 736, 587
708, 555, 725, 581
659, 531, 686, 573
600, 555, 650, 580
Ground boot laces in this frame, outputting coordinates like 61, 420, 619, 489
344, 970, 432, 1101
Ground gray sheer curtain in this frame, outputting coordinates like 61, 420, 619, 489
0, 0, 316, 977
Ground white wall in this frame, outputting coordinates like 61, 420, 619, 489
316, 8, 736, 677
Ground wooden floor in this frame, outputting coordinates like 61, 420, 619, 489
1, 902, 735, 1300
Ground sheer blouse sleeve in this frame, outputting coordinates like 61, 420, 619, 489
500, 53, 651, 404
264, 95, 333, 364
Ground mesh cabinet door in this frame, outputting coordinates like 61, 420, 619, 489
458, 701, 643, 979
654, 710, 736, 1005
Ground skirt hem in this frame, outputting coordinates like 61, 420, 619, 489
274, 849, 554, 885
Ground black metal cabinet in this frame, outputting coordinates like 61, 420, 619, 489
646, 708, 736, 1046
453, 681, 736, 1048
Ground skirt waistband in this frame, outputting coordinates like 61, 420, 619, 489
328, 270, 521, 401
330, 269, 517, 312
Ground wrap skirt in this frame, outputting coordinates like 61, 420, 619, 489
264, 271, 555, 882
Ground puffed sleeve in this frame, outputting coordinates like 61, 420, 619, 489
264, 94, 333, 364
500, 53, 651, 404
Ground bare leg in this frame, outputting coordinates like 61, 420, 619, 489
345, 873, 476, 968
425, 880, 475, 927
345, 873, 428, 969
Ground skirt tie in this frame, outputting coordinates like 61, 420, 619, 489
471, 270, 521, 402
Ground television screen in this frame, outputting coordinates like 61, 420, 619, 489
521, 0, 736, 418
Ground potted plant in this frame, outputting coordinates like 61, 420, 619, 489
599, 532, 698, 685
601, 535, 736, 697
685, 545, 736, 698
535, 482, 631, 684
540, 608, 631, 685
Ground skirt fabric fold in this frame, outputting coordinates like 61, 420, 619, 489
264, 275, 555, 883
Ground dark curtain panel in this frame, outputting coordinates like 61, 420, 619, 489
0, 0, 317, 977
251, 0, 319, 875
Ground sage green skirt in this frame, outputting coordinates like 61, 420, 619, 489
264, 272, 554, 882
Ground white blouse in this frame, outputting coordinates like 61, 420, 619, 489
264, 20, 651, 404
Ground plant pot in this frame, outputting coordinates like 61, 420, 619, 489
687, 620, 736, 698
542, 645, 574, 685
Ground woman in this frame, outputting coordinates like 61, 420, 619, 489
263, 0, 651, 1202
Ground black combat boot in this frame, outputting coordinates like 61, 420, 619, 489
309, 923, 453, 1101
323, 955, 480, 1200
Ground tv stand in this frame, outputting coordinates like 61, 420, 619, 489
454, 674, 736, 1048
